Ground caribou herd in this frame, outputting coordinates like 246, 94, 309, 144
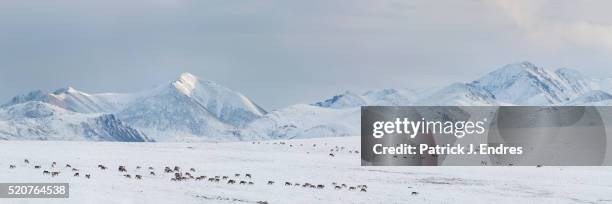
8, 159, 89, 179
6, 141, 397, 201
7, 157, 372, 195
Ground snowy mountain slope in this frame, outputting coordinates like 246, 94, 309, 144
313, 91, 367, 108
413, 83, 497, 106
116, 73, 266, 141
555, 68, 591, 95
242, 104, 359, 139
313, 88, 421, 108
169, 73, 266, 127
0, 101, 150, 142
1, 86, 132, 114
565, 90, 612, 105
469, 62, 591, 105
591, 77, 612, 94
362, 88, 424, 105
116, 82, 238, 142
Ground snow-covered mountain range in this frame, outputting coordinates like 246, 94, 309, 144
0, 73, 266, 142
0, 101, 150, 141
1, 62, 612, 142
241, 62, 612, 139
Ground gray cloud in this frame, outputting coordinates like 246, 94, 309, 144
1, 0, 612, 110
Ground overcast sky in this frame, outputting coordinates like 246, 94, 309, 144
2, 0, 612, 110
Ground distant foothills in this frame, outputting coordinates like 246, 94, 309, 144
1, 61, 612, 142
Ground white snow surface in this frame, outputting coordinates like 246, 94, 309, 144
1, 137, 611, 204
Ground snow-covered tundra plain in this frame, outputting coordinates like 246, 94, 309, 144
1, 137, 611, 204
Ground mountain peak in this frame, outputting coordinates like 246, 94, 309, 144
121, 71, 267, 132
52, 86, 79, 95
495, 61, 540, 75
313, 91, 366, 108
2, 90, 47, 108
470, 62, 592, 105
518, 61, 536, 68
470, 61, 540, 86
179, 72, 197, 82
173, 73, 199, 96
